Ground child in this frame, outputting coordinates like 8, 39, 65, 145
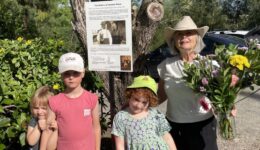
112, 75, 177, 150
27, 86, 58, 150
48, 52, 101, 150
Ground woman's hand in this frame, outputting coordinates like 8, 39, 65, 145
230, 105, 237, 117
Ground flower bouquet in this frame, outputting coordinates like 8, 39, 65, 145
183, 40, 260, 140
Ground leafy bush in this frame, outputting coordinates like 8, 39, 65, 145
0, 37, 65, 149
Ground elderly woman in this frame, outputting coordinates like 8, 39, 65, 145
157, 16, 218, 150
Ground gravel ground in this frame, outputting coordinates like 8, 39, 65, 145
217, 86, 260, 150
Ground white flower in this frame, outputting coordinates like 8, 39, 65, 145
211, 60, 220, 68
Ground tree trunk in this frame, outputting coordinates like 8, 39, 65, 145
69, 0, 163, 120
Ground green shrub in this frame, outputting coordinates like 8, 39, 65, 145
0, 37, 64, 149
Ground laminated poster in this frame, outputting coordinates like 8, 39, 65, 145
85, 0, 132, 72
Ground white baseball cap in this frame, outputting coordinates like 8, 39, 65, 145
58, 52, 84, 73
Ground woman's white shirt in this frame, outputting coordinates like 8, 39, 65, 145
157, 56, 213, 123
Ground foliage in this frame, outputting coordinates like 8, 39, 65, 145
0, 37, 65, 149
186, 0, 230, 30
0, 0, 80, 51
246, 0, 260, 28
221, 0, 248, 28
83, 72, 111, 134
183, 41, 260, 139
35, 0, 81, 51
0, 0, 31, 39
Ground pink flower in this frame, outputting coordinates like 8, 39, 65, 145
200, 97, 209, 111
230, 74, 239, 87
201, 77, 208, 85
198, 96, 212, 113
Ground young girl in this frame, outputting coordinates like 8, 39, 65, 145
112, 75, 177, 150
48, 52, 101, 150
26, 86, 58, 150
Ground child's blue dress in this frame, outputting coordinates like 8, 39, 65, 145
112, 108, 171, 150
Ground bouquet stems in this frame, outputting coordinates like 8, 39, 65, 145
218, 112, 236, 140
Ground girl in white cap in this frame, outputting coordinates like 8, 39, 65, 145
48, 52, 101, 150
157, 16, 218, 150
112, 75, 177, 150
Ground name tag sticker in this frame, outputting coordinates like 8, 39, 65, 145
84, 109, 91, 116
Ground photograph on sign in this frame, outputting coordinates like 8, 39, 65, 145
92, 20, 126, 45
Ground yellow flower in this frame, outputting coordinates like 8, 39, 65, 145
237, 64, 244, 70
229, 55, 250, 70
244, 61, 250, 68
26, 40, 32, 45
17, 37, 23, 42
52, 84, 60, 90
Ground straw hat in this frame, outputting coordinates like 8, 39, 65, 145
165, 16, 209, 54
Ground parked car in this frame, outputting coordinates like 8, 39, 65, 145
201, 33, 247, 55
143, 33, 248, 82
209, 30, 249, 39
210, 26, 260, 42
245, 26, 260, 42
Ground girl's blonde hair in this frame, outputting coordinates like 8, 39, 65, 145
30, 86, 54, 117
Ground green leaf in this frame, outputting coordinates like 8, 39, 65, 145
223, 68, 230, 77
15, 62, 20, 67
19, 132, 26, 146
6, 126, 16, 138
11, 58, 18, 64
213, 95, 223, 102
1, 99, 13, 105
0, 144, 6, 150
17, 113, 27, 126
0, 106, 4, 113
0, 117, 11, 128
